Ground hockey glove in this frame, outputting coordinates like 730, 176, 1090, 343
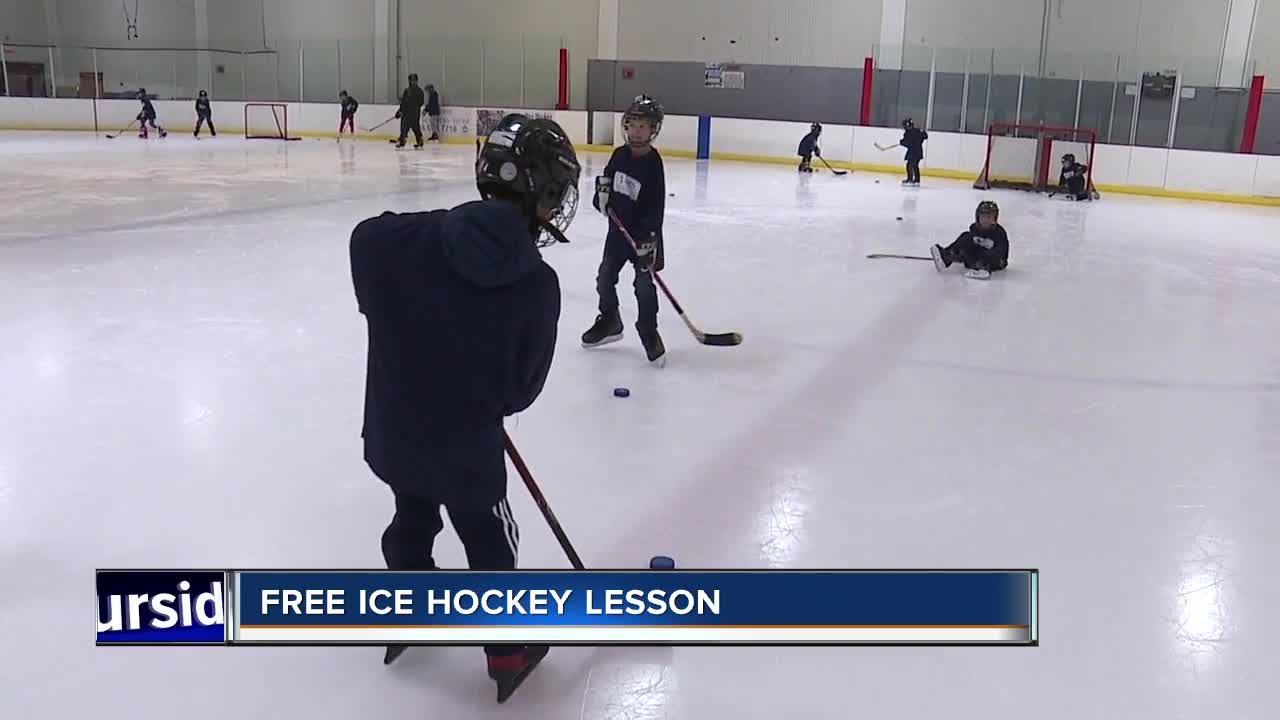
814, 146, 822, 157
593, 175, 611, 214
394, 110, 402, 119
635, 233, 659, 271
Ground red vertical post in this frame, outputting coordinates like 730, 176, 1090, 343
557, 48, 569, 110
860, 57, 875, 126
1240, 75, 1264, 153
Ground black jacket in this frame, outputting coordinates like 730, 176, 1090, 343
341, 95, 359, 115
195, 97, 211, 117
139, 97, 157, 119
426, 89, 441, 115
398, 85, 425, 116
965, 222, 1009, 269
798, 130, 821, 157
900, 127, 928, 160
350, 200, 560, 506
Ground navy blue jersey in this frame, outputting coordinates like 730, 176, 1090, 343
341, 95, 359, 115
1060, 162, 1088, 190
968, 222, 1009, 268
139, 97, 157, 119
900, 127, 928, 160
426, 89, 441, 115
798, 130, 821, 156
195, 97, 211, 117
601, 145, 666, 244
350, 200, 560, 506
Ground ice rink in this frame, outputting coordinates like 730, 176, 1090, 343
3, 130, 1278, 719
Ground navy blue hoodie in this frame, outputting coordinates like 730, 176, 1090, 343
350, 199, 560, 506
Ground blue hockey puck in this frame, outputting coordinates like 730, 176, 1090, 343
613, 387, 631, 398
649, 555, 676, 570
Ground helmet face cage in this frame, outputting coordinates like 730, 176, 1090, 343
476, 115, 582, 246
538, 182, 578, 248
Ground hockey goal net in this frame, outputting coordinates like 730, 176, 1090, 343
244, 103, 301, 141
973, 123, 1098, 197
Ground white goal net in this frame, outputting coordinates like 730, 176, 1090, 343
244, 103, 300, 141
973, 123, 1098, 197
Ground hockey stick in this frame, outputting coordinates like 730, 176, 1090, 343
362, 115, 397, 133
606, 208, 743, 347
819, 157, 848, 176
105, 119, 138, 139
867, 253, 932, 261
874, 142, 897, 152
504, 431, 584, 570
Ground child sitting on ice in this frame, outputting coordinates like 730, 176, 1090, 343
929, 200, 1008, 280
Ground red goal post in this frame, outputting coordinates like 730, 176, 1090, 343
244, 103, 301, 141
973, 123, 1098, 198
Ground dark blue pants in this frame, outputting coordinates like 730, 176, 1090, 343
380, 485, 520, 656
596, 239, 658, 332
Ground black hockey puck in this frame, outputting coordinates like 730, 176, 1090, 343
613, 387, 630, 398
896, 216, 903, 221
649, 556, 676, 570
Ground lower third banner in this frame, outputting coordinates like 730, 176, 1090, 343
230, 570, 1037, 646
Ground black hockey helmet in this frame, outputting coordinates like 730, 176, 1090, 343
811, 122, 822, 134
198, 89, 207, 97
975, 200, 999, 222
903, 117, 915, 129
1061, 153, 1076, 164
408, 73, 419, 83
137, 87, 147, 97
476, 114, 582, 247
622, 95, 664, 145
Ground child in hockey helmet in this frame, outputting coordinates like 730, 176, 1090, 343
622, 95, 664, 149
584, 95, 670, 365
929, 200, 1008, 280
900, 118, 927, 185
1059, 153, 1092, 201
797, 123, 822, 173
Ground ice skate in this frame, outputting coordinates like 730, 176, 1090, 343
488, 646, 549, 704
639, 327, 666, 366
582, 313, 623, 348
965, 268, 991, 280
930, 244, 950, 272
383, 644, 408, 665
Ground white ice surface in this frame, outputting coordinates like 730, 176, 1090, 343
2, 131, 1279, 719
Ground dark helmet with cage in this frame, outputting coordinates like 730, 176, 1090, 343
475, 114, 582, 247
408, 73, 419, 84
975, 200, 999, 222
137, 88, 147, 98
811, 122, 822, 134
622, 95, 664, 147
903, 117, 915, 129
1061, 153, 1076, 165
199, 89, 208, 98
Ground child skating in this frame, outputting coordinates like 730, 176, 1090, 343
582, 95, 668, 365
137, 89, 167, 139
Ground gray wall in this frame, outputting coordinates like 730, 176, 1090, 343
588, 60, 863, 125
